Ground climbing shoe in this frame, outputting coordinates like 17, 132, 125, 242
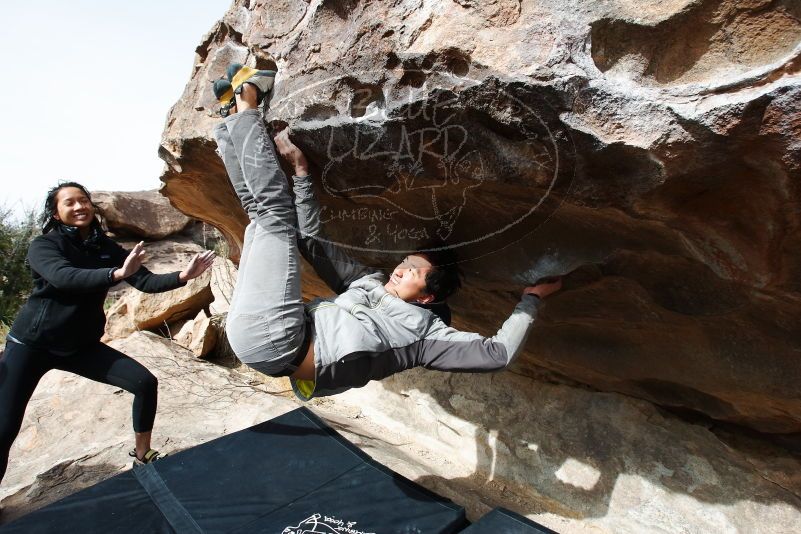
129, 448, 164, 466
213, 79, 236, 117
227, 63, 276, 103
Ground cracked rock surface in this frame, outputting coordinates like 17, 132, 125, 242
159, 0, 801, 435
1, 332, 799, 533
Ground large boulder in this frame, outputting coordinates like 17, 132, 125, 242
174, 309, 219, 358
129, 271, 213, 332
103, 238, 213, 340
1, 332, 799, 532
158, 0, 801, 435
338, 372, 801, 533
93, 190, 192, 240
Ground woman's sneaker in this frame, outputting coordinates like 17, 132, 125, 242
227, 63, 276, 103
129, 448, 164, 466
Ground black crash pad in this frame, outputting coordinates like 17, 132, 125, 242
1, 407, 467, 533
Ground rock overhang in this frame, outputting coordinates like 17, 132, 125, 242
158, 0, 801, 434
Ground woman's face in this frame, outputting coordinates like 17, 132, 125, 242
53, 187, 95, 228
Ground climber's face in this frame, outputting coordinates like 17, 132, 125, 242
385, 253, 435, 304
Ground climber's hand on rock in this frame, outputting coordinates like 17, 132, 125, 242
273, 128, 309, 177
523, 277, 562, 299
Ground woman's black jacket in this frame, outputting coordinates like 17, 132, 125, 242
9, 226, 185, 352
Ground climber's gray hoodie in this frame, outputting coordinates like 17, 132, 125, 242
289, 175, 541, 400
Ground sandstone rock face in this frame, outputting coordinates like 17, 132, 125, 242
113, 237, 206, 274
103, 297, 136, 340
208, 256, 238, 315
103, 238, 211, 340
338, 371, 801, 534
174, 309, 219, 357
159, 0, 801, 435
1, 333, 799, 532
93, 190, 192, 240
129, 271, 213, 331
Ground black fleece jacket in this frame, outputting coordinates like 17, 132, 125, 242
9, 225, 185, 352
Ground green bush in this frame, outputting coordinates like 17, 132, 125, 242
0, 208, 38, 328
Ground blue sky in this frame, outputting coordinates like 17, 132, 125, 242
0, 0, 230, 218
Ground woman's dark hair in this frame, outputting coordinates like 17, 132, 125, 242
421, 248, 462, 302
40, 181, 101, 234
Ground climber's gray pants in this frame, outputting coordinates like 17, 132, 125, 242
212, 110, 306, 374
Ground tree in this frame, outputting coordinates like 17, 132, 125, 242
0, 208, 38, 328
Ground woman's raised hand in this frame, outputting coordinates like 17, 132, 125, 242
179, 250, 216, 282
113, 241, 147, 282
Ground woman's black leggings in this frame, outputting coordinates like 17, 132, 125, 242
0, 340, 158, 483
